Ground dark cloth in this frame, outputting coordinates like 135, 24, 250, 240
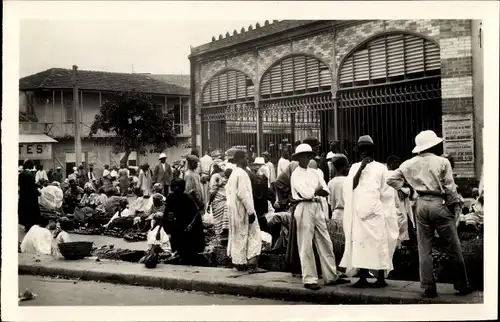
63, 186, 84, 214
53, 171, 63, 183
119, 176, 129, 196
315, 156, 330, 184
78, 169, 89, 187
244, 169, 269, 218
163, 192, 205, 262
18, 170, 41, 231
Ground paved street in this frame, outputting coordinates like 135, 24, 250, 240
19, 275, 292, 306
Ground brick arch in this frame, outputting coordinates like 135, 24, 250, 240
201, 68, 255, 106
259, 53, 333, 99
336, 30, 441, 89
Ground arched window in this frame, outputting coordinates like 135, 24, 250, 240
260, 54, 332, 99
338, 33, 440, 88
202, 69, 254, 106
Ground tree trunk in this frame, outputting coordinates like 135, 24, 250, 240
120, 150, 131, 168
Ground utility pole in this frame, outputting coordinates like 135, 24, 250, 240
72, 65, 82, 167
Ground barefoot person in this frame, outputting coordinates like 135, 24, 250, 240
291, 144, 350, 290
225, 150, 264, 273
340, 135, 399, 288
387, 130, 471, 298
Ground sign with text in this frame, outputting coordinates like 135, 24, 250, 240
19, 143, 52, 160
442, 113, 475, 178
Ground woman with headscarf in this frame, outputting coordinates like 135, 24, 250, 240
19, 160, 41, 232
163, 178, 205, 265
78, 182, 106, 226
340, 135, 399, 288
184, 155, 204, 211
208, 160, 230, 245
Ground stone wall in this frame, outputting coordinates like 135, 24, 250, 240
193, 19, 479, 178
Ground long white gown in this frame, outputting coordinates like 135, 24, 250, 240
225, 167, 261, 265
340, 161, 399, 277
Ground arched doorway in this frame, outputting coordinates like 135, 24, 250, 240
201, 69, 256, 153
259, 54, 333, 158
337, 32, 442, 162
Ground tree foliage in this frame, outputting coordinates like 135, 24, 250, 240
89, 90, 177, 166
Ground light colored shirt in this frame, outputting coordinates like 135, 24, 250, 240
290, 167, 329, 201
88, 171, 96, 181
21, 225, 52, 255
386, 152, 460, 205
277, 157, 290, 178
200, 155, 214, 175
258, 164, 271, 187
267, 162, 277, 183
35, 170, 48, 183
328, 176, 346, 209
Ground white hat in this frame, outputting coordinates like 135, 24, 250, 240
56, 166, 62, 170
412, 130, 443, 154
159, 153, 167, 160
253, 157, 266, 165
73, 167, 77, 171
326, 151, 335, 160
292, 143, 316, 160
103, 169, 110, 177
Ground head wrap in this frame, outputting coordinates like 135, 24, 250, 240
152, 183, 163, 192
51, 181, 61, 187
102, 169, 110, 177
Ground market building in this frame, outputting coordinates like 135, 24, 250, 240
19, 68, 191, 177
188, 19, 483, 182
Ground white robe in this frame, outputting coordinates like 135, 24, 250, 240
21, 225, 53, 255
340, 161, 399, 277
225, 167, 261, 265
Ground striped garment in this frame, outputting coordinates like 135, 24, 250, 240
209, 173, 229, 235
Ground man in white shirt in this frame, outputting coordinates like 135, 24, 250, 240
290, 143, 349, 290
35, 165, 49, 185
277, 149, 291, 178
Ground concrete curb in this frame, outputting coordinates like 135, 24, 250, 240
19, 263, 482, 304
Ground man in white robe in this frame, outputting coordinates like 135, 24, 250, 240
340, 135, 399, 288
226, 150, 264, 273
200, 150, 214, 211
262, 152, 276, 184
291, 144, 349, 290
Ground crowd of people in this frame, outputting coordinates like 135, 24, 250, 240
19, 129, 484, 298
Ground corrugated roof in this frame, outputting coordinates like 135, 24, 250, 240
19, 134, 58, 143
149, 74, 190, 89
19, 68, 190, 96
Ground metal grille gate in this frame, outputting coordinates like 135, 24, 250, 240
338, 76, 442, 162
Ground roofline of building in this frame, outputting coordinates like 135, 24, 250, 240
189, 20, 370, 61
19, 86, 190, 97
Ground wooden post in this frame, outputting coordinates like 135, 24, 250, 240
60, 90, 64, 135
189, 56, 197, 151
72, 65, 82, 167
99, 91, 102, 107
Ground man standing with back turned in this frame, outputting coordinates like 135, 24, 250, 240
386, 130, 471, 298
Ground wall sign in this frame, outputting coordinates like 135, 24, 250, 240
442, 113, 475, 178
19, 143, 52, 160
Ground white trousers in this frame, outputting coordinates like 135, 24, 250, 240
295, 201, 339, 284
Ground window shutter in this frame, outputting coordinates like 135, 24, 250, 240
259, 55, 332, 98
202, 70, 254, 106
339, 33, 441, 86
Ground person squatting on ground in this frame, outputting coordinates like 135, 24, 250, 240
386, 130, 472, 298
340, 135, 399, 289
290, 143, 350, 290
225, 150, 265, 274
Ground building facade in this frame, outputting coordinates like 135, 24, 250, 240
19, 68, 192, 177
189, 19, 483, 181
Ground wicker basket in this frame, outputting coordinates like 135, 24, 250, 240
58, 241, 94, 260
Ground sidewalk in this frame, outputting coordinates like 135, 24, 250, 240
18, 253, 483, 304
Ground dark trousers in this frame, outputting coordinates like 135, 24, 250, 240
415, 196, 469, 291
163, 184, 170, 196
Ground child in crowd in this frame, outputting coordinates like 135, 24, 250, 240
51, 217, 72, 258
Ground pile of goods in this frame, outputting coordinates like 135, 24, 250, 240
70, 226, 148, 242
